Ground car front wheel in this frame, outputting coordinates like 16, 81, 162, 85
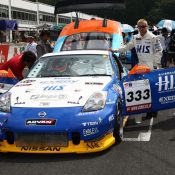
113, 100, 123, 143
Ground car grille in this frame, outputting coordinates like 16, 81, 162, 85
15, 133, 68, 147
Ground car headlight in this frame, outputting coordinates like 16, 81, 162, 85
0, 92, 11, 113
82, 91, 107, 112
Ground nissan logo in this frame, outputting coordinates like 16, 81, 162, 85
38, 111, 46, 118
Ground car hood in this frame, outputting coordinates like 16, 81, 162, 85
10, 77, 112, 108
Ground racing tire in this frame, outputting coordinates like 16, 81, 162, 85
113, 99, 123, 143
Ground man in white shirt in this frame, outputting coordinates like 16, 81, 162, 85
25, 35, 37, 57
111, 19, 163, 122
111, 19, 163, 70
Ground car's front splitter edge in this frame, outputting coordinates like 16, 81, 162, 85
0, 133, 115, 153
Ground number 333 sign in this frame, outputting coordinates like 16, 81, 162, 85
123, 79, 152, 112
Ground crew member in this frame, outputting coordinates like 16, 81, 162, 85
0, 51, 36, 80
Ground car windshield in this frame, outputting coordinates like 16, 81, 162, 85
27, 54, 113, 78
61, 32, 112, 51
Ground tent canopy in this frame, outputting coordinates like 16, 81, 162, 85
0, 20, 18, 30
54, 0, 125, 17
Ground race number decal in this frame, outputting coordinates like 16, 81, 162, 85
123, 79, 152, 112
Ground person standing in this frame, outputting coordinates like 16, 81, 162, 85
110, 19, 163, 121
24, 35, 37, 56
158, 27, 170, 68
36, 30, 53, 59
167, 29, 175, 66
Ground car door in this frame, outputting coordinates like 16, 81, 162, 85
120, 67, 175, 116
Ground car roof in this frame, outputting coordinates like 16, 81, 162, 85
59, 19, 122, 37
42, 50, 110, 57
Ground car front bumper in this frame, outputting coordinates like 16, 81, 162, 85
0, 133, 115, 153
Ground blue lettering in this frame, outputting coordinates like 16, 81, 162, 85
145, 46, 150, 53
136, 45, 142, 53
136, 45, 150, 53
142, 45, 145, 53
43, 86, 64, 90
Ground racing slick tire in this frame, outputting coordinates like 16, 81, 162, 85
113, 99, 123, 143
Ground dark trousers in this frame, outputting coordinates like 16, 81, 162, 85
161, 51, 167, 68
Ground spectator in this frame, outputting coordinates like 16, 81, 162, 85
167, 29, 175, 66
36, 30, 53, 59
24, 35, 37, 56
0, 51, 36, 80
158, 27, 170, 68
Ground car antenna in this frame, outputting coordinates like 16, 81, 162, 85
74, 12, 79, 29
102, 18, 107, 27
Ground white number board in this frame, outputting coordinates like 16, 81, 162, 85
123, 79, 152, 112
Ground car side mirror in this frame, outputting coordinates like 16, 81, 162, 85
128, 65, 151, 75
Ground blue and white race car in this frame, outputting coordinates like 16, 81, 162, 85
1, 50, 175, 153
0, 50, 127, 153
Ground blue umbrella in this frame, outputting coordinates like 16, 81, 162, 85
157, 19, 175, 31
122, 24, 134, 33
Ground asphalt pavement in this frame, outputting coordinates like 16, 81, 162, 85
0, 108, 174, 175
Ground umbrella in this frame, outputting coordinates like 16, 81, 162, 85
121, 24, 134, 33
157, 19, 175, 31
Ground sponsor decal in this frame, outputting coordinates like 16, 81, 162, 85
21, 80, 36, 84
83, 128, 99, 136
126, 103, 151, 112
14, 97, 25, 105
26, 119, 56, 126
99, 117, 102, 123
85, 82, 103, 85
20, 146, 60, 152
136, 37, 141, 40
106, 100, 115, 105
123, 82, 132, 88
67, 96, 82, 104
30, 94, 67, 101
38, 111, 46, 118
74, 89, 81, 92
40, 79, 77, 84
155, 75, 175, 92
159, 95, 175, 104
43, 85, 65, 91
108, 114, 115, 122
86, 142, 101, 149
25, 89, 33, 93
0, 83, 4, 89
15, 84, 32, 87
136, 45, 150, 53
77, 111, 99, 116
158, 71, 175, 77
82, 121, 99, 127
39, 102, 50, 106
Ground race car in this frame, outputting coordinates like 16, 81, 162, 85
0, 50, 127, 153
0, 50, 175, 154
